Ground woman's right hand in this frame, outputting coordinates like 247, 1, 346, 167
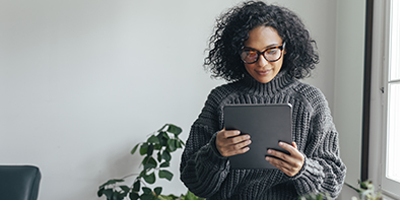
215, 128, 251, 157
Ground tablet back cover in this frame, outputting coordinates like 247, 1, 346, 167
224, 104, 292, 169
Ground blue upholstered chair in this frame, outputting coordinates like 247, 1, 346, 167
0, 165, 41, 200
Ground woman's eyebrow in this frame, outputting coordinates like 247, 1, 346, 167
265, 43, 282, 48
243, 43, 281, 50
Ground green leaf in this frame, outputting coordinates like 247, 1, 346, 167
113, 192, 125, 200
143, 156, 157, 170
159, 170, 173, 181
97, 188, 104, 197
131, 143, 140, 155
147, 144, 154, 156
157, 124, 168, 132
161, 150, 171, 162
160, 161, 170, 168
133, 180, 140, 192
140, 143, 149, 156
167, 124, 182, 135
147, 135, 160, 144
129, 192, 140, 200
157, 132, 169, 146
185, 190, 197, 200
158, 195, 175, 200
167, 139, 177, 152
154, 187, 162, 196
185, 191, 204, 200
120, 185, 130, 193
159, 194, 180, 200
154, 144, 162, 150
157, 152, 162, 162
142, 187, 153, 194
143, 172, 156, 184
162, 131, 170, 139
168, 194, 180, 198
141, 193, 156, 200
139, 170, 146, 178
102, 189, 114, 200
175, 139, 183, 149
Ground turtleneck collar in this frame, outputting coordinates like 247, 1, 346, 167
235, 70, 295, 96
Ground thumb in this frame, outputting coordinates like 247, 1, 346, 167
292, 141, 298, 149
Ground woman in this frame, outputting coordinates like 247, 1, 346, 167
180, 1, 346, 199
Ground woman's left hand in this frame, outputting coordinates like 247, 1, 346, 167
266, 142, 304, 177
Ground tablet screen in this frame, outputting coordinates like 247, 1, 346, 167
224, 103, 292, 169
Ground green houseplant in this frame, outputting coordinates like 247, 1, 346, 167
346, 180, 382, 200
299, 180, 382, 200
97, 123, 204, 200
299, 193, 332, 200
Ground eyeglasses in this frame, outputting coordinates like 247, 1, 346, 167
240, 42, 285, 64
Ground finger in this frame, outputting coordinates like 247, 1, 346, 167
232, 146, 250, 156
279, 142, 302, 158
225, 138, 251, 153
235, 138, 252, 149
266, 156, 291, 171
292, 141, 298, 149
222, 143, 250, 157
220, 129, 241, 139
267, 147, 303, 168
216, 129, 237, 145
266, 156, 300, 177
275, 143, 304, 167
227, 134, 251, 145
266, 149, 302, 170
216, 132, 250, 157
267, 149, 293, 163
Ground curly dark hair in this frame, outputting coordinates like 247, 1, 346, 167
204, 1, 319, 81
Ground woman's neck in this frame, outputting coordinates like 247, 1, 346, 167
237, 70, 295, 96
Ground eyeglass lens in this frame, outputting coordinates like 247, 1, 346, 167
240, 45, 284, 64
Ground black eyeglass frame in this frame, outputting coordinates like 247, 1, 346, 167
240, 42, 286, 64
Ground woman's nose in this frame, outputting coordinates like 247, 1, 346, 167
256, 54, 269, 67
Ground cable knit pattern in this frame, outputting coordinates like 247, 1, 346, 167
180, 71, 346, 200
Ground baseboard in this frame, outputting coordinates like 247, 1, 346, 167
382, 192, 400, 200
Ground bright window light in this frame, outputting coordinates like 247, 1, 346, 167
386, 0, 400, 184
390, 0, 400, 81
386, 84, 400, 182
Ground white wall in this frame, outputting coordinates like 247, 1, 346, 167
334, 0, 366, 199
335, 0, 366, 186
277, 0, 337, 107
0, 0, 359, 199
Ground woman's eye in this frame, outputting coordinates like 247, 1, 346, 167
246, 50, 258, 57
266, 49, 278, 55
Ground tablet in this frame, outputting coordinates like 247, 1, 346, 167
223, 103, 292, 169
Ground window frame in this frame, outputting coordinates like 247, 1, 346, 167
381, 0, 400, 197
370, 0, 400, 199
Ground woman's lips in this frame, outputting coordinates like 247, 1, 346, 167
256, 69, 272, 76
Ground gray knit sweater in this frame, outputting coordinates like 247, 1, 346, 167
180, 71, 346, 200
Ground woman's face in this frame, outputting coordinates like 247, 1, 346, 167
243, 26, 285, 83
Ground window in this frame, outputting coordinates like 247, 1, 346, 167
382, 0, 400, 197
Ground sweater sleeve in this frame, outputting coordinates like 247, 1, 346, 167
179, 89, 230, 198
291, 88, 346, 199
